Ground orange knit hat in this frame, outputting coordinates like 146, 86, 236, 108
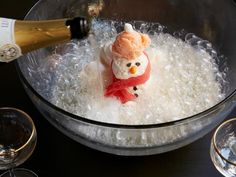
112, 23, 150, 60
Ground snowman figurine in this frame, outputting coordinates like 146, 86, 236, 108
101, 23, 151, 104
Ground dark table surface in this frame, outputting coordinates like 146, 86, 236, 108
0, 0, 235, 177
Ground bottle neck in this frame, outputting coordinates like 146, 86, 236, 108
15, 17, 90, 54
15, 19, 71, 54
0, 17, 90, 62
66, 17, 90, 40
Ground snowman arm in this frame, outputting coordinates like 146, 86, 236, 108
100, 42, 113, 67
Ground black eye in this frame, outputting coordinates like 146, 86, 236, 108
126, 63, 131, 67
135, 62, 141, 66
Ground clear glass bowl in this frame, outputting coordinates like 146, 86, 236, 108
16, 0, 236, 155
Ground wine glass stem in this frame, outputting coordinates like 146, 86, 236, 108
9, 169, 15, 177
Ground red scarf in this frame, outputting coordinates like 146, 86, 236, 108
104, 52, 151, 104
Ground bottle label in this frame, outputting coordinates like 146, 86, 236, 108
0, 18, 22, 62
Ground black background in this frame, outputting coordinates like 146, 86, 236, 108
0, 0, 234, 177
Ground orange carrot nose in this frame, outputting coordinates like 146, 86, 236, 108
129, 66, 137, 74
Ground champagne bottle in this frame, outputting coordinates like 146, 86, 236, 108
0, 17, 90, 62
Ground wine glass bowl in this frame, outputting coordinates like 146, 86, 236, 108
210, 118, 236, 177
0, 108, 37, 175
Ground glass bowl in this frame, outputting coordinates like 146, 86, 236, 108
16, 0, 236, 155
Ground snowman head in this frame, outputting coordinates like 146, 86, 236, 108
111, 23, 151, 79
112, 53, 148, 79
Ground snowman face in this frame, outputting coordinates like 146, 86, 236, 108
112, 53, 148, 79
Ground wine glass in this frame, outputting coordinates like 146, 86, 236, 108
210, 118, 236, 177
0, 107, 37, 177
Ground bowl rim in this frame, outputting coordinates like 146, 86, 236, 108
16, 0, 236, 129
